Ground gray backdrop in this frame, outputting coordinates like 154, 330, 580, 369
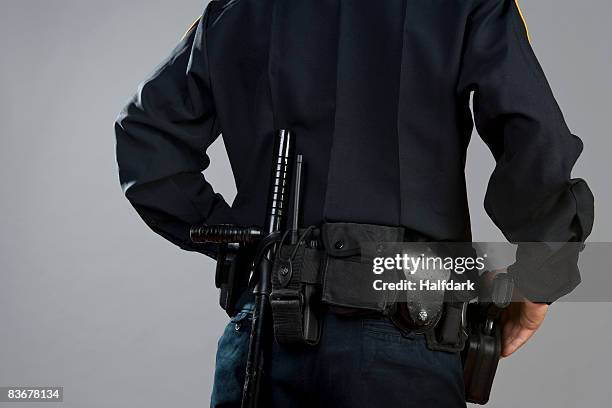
0, 0, 610, 407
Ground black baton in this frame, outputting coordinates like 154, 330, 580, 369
241, 130, 295, 408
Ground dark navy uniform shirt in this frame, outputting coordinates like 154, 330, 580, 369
115, 0, 594, 299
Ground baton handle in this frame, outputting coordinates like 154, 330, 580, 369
190, 225, 262, 244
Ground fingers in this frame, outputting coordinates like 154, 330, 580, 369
501, 325, 537, 357
519, 303, 548, 330
499, 301, 549, 358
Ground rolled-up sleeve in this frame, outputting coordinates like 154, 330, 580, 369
458, 0, 595, 301
115, 5, 232, 257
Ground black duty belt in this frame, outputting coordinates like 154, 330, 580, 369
270, 222, 472, 352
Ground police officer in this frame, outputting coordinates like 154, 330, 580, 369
115, 1, 594, 407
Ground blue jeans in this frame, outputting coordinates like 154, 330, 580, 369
211, 301, 466, 408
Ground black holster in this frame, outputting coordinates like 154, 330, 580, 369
462, 273, 515, 404
215, 243, 252, 317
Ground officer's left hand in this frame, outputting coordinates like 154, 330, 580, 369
499, 298, 549, 358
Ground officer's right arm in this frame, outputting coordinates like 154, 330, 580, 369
115, 6, 231, 258
457, 0, 595, 302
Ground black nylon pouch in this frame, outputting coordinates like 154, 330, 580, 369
320, 222, 405, 312
270, 230, 323, 345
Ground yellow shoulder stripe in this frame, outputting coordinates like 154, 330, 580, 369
182, 16, 202, 40
514, 0, 531, 42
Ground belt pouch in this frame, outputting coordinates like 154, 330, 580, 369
320, 222, 404, 312
271, 237, 322, 345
